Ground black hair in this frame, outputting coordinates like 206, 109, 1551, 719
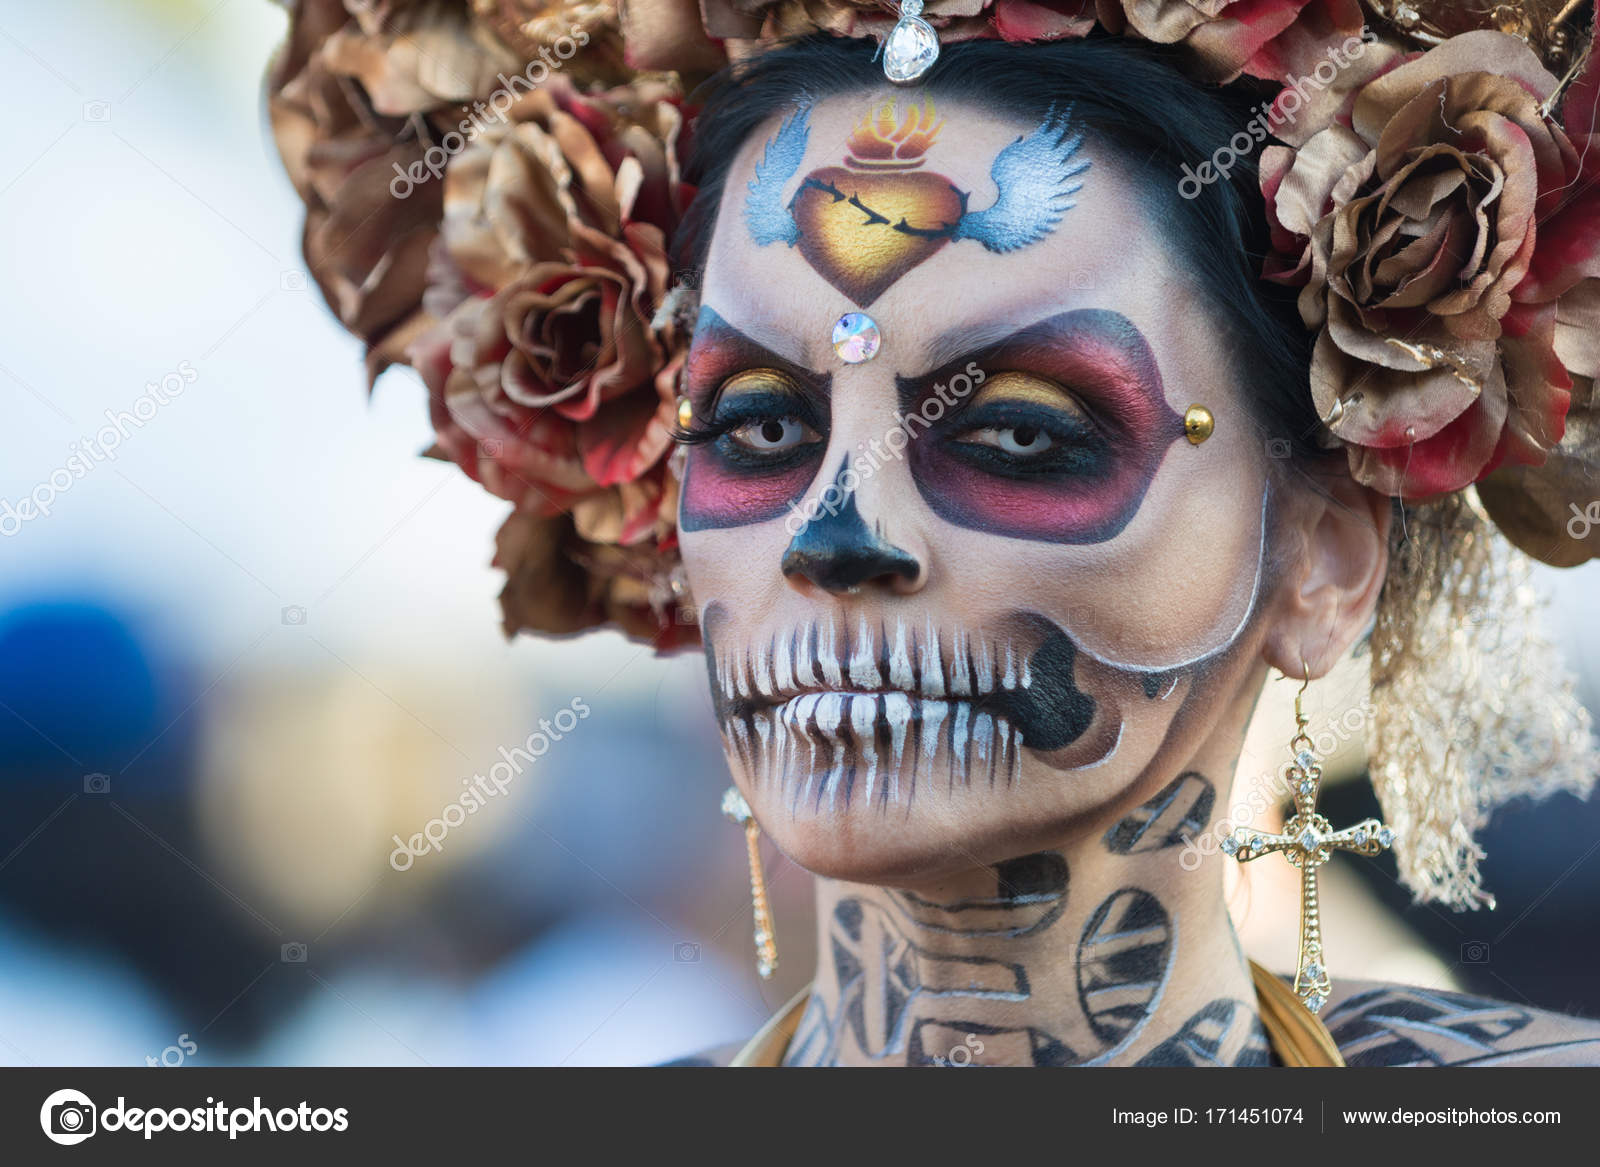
674, 33, 1332, 471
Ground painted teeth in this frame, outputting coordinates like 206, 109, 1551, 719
818, 615, 844, 687
710, 618, 1034, 804
848, 616, 880, 688
948, 628, 972, 696
888, 619, 913, 690
920, 614, 946, 697
713, 616, 1037, 704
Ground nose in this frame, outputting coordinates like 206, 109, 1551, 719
782, 457, 923, 593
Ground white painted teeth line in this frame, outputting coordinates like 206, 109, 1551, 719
889, 619, 913, 690
848, 616, 880, 688
819, 615, 844, 687
753, 639, 773, 698
852, 695, 878, 803
975, 637, 994, 696
816, 692, 845, 810
917, 699, 946, 797
795, 625, 818, 688
883, 691, 911, 804
717, 617, 1037, 706
949, 628, 971, 696
920, 614, 946, 697
774, 631, 794, 693
973, 712, 993, 784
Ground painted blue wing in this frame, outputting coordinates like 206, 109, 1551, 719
951, 103, 1090, 254
744, 102, 811, 247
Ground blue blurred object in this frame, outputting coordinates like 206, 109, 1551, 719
0, 599, 167, 782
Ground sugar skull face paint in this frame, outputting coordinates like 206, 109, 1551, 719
746, 97, 1089, 306
681, 95, 1278, 880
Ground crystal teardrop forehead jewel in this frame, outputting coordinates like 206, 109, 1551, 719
881, 0, 939, 85
1221, 665, 1396, 1015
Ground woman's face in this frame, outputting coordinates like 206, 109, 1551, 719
678, 93, 1276, 882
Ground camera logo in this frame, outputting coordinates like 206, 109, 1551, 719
673, 941, 700, 963
40, 1088, 97, 1146
281, 605, 307, 626
84, 772, 111, 794
281, 942, 308, 963
1461, 940, 1491, 964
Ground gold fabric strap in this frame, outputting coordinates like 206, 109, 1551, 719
1249, 959, 1346, 1067
731, 962, 1345, 1067
729, 984, 811, 1067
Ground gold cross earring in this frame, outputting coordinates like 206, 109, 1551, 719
1223, 663, 1395, 1013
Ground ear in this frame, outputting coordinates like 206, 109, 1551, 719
1262, 472, 1391, 680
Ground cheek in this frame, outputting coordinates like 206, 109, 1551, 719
678, 447, 819, 531
1011, 476, 1269, 671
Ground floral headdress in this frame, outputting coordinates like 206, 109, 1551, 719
268, 0, 1600, 906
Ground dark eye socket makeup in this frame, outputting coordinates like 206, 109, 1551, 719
678, 306, 1184, 540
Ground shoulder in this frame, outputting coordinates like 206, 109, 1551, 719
655, 1040, 745, 1067
1319, 979, 1600, 1066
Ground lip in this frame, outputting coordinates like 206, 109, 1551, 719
714, 615, 1032, 722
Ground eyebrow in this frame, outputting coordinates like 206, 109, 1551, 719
916, 318, 1047, 375
690, 304, 815, 370
685, 305, 831, 399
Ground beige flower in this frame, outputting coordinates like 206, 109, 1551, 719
1262, 31, 1600, 497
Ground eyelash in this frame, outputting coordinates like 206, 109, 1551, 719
942, 394, 1105, 479
674, 388, 825, 466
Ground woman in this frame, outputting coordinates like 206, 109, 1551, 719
269, 0, 1600, 1065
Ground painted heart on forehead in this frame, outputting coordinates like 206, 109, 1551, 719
745, 97, 1091, 306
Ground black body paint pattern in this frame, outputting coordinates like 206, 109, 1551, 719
1076, 888, 1174, 1046
1317, 986, 1600, 1067
784, 852, 1081, 1066
890, 852, 1068, 938
1134, 998, 1271, 1066
1103, 772, 1216, 854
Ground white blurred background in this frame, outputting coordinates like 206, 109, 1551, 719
1, 0, 1597, 1067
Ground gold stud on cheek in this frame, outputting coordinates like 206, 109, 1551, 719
1183, 404, 1215, 445
676, 395, 694, 429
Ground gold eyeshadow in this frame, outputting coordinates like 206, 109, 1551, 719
718, 368, 804, 398
965, 371, 1091, 418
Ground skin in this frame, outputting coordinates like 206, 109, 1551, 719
673, 93, 1600, 1066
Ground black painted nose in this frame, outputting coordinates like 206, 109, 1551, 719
781, 458, 921, 593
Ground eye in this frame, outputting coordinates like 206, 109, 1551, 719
962, 424, 1055, 456
729, 416, 818, 452
942, 371, 1103, 479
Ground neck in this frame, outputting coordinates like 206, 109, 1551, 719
784, 749, 1268, 1066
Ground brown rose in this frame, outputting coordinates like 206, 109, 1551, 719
408, 76, 690, 638
1263, 31, 1600, 497
1103, 0, 1364, 81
